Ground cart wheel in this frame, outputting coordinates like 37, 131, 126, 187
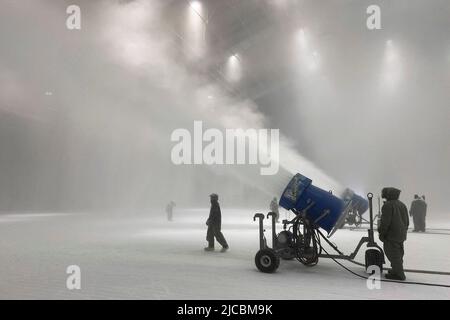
255, 249, 280, 273
365, 249, 384, 274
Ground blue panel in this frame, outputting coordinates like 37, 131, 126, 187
279, 173, 345, 233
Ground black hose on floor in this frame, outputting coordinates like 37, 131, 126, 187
291, 212, 450, 288
318, 238, 450, 288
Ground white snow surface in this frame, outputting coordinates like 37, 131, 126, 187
0, 208, 449, 299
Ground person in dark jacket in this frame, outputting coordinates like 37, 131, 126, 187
205, 193, 229, 252
419, 195, 427, 232
410, 194, 421, 232
410, 194, 427, 232
378, 187, 409, 280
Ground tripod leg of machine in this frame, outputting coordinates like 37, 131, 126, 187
253, 213, 281, 273
253, 213, 267, 250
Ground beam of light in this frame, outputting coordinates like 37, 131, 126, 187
225, 54, 242, 82
100, 1, 160, 68
190, 1, 202, 13
294, 29, 320, 73
297, 28, 307, 50
380, 39, 402, 91
186, 1, 206, 60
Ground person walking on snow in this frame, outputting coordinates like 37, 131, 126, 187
204, 193, 229, 253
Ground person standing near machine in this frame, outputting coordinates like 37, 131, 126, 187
205, 193, 229, 252
270, 197, 280, 223
410, 194, 427, 232
418, 195, 427, 232
410, 194, 421, 232
378, 187, 409, 280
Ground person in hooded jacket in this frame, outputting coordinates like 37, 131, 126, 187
204, 193, 229, 252
378, 187, 409, 280
418, 195, 427, 232
410, 194, 427, 232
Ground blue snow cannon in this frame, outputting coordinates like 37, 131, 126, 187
279, 173, 345, 234
336, 188, 370, 228
253, 173, 384, 273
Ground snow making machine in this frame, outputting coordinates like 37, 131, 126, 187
335, 188, 370, 228
253, 173, 384, 273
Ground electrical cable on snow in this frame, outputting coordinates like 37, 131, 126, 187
274, 206, 449, 287
348, 225, 450, 236
347, 259, 450, 276
318, 242, 450, 288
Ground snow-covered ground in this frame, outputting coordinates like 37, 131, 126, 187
0, 209, 449, 299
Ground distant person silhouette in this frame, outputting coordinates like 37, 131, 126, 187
418, 195, 427, 232
166, 201, 176, 222
410, 195, 427, 232
270, 197, 280, 222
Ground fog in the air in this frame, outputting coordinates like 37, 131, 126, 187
0, 0, 449, 215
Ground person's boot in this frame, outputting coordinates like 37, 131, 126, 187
385, 273, 406, 281
204, 247, 214, 252
220, 246, 229, 253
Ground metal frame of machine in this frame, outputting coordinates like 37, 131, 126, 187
253, 193, 385, 273
336, 188, 372, 229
